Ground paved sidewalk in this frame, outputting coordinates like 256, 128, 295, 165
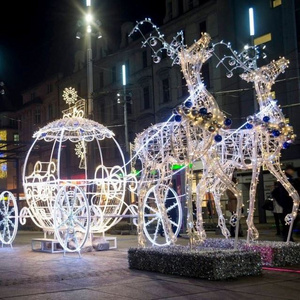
0, 229, 299, 300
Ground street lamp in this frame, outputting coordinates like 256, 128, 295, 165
122, 64, 129, 153
76, 1, 102, 120
249, 8, 255, 37
116, 65, 131, 153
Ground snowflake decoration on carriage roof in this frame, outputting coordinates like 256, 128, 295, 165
63, 87, 78, 105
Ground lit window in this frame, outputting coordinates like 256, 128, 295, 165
254, 33, 272, 46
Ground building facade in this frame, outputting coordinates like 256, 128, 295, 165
8, 0, 300, 221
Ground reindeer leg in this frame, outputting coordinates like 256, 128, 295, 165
213, 191, 231, 239
195, 181, 207, 242
246, 165, 260, 243
265, 160, 300, 242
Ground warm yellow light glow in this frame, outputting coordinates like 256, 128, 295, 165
0, 130, 7, 179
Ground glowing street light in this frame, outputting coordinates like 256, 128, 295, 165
122, 64, 129, 153
249, 8, 255, 36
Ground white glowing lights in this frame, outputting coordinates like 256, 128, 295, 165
62, 87, 78, 105
249, 8, 255, 36
20, 88, 140, 254
122, 64, 126, 86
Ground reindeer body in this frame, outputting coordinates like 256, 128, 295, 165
132, 29, 235, 246
196, 58, 299, 243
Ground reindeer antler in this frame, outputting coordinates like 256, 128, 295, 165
212, 41, 260, 77
129, 18, 186, 65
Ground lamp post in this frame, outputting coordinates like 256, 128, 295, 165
86, 12, 93, 120
76, 0, 102, 120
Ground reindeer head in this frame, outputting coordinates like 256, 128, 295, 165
179, 33, 213, 65
240, 57, 289, 101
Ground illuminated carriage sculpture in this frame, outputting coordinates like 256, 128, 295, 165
18, 88, 141, 253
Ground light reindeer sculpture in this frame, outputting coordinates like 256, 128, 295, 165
130, 19, 237, 247
196, 44, 299, 244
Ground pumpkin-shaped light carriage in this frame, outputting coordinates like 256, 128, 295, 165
19, 88, 140, 253
16, 88, 182, 253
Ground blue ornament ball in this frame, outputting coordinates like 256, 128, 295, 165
272, 130, 280, 137
174, 115, 182, 122
214, 134, 222, 142
199, 107, 207, 115
245, 123, 253, 129
185, 101, 193, 108
263, 116, 270, 123
224, 118, 232, 126
283, 142, 290, 149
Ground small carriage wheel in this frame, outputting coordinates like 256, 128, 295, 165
53, 184, 90, 253
0, 191, 18, 245
143, 185, 182, 246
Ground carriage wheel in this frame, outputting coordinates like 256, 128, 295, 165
143, 185, 182, 246
53, 185, 90, 253
0, 191, 18, 245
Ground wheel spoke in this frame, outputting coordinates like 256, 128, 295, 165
7, 219, 15, 228
57, 219, 69, 229
144, 203, 158, 214
166, 202, 178, 213
144, 216, 159, 227
58, 205, 69, 216
73, 205, 85, 216
74, 219, 86, 231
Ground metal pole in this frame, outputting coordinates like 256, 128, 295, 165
87, 28, 93, 119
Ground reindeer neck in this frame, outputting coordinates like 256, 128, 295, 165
254, 81, 285, 123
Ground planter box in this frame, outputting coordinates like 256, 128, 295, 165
202, 238, 300, 267
128, 246, 261, 281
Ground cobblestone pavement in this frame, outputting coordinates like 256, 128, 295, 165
0, 223, 299, 300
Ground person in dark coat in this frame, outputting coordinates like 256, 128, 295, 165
226, 177, 243, 237
275, 165, 296, 242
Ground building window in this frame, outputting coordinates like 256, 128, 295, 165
112, 66, 117, 83
202, 63, 210, 89
77, 82, 81, 95
162, 78, 170, 103
199, 21, 207, 35
254, 33, 272, 46
272, 0, 282, 8
30, 92, 36, 100
100, 103, 105, 123
143, 86, 150, 110
125, 60, 130, 77
47, 83, 53, 94
142, 51, 147, 68
188, 0, 193, 10
127, 101, 132, 115
178, 0, 183, 15
48, 104, 53, 120
113, 102, 118, 120
99, 71, 104, 89
168, 1, 172, 19
13, 134, 19, 142
34, 107, 41, 124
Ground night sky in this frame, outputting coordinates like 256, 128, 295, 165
0, 0, 165, 102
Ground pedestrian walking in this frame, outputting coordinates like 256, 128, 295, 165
275, 165, 297, 242
271, 182, 285, 236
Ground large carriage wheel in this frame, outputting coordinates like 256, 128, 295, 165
53, 184, 90, 253
143, 185, 182, 246
0, 191, 18, 245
